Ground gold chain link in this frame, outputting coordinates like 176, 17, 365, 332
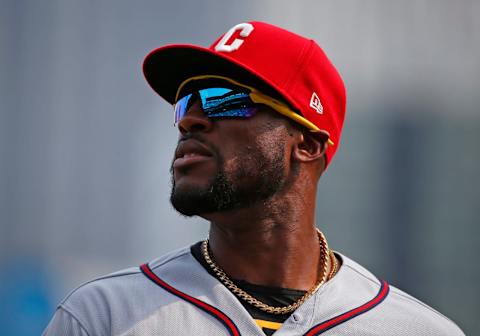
202, 229, 333, 315
327, 249, 338, 280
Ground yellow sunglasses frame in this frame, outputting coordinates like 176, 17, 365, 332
175, 75, 334, 146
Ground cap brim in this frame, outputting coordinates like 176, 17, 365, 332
143, 45, 287, 105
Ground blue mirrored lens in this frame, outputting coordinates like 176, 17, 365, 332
174, 93, 193, 123
174, 88, 255, 123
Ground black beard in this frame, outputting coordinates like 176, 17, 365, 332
170, 168, 237, 216
169, 137, 287, 217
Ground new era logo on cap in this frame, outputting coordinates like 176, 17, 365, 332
310, 92, 323, 114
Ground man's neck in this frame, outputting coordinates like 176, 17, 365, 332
202, 193, 330, 291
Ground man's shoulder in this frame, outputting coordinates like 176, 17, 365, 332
336, 253, 465, 336
385, 284, 465, 335
62, 246, 190, 304
49, 246, 195, 335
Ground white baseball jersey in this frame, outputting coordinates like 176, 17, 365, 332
43, 245, 465, 335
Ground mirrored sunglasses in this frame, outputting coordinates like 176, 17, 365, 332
174, 75, 333, 146
174, 87, 257, 124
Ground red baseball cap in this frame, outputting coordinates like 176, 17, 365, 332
143, 21, 346, 167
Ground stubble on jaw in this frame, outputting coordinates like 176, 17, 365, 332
169, 131, 289, 217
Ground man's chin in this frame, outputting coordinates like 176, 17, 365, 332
170, 183, 216, 217
170, 193, 212, 217
170, 169, 239, 216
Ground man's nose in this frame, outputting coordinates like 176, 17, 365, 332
177, 113, 213, 135
176, 97, 213, 134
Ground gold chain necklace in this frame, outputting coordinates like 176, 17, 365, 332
328, 249, 338, 279
201, 229, 331, 315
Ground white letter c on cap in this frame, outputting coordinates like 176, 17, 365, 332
214, 23, 254, 52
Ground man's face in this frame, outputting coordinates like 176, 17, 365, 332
170, 97, 295, 217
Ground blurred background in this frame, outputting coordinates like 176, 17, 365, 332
1, 0, 479, 335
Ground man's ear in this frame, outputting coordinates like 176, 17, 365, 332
292, 131, 328, 163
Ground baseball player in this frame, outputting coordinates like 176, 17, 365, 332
43, 22, 465, 335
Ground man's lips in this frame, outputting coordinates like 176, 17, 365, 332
173, 139, 214, 169
173, 154, 212, 169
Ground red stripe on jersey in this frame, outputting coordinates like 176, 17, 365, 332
304, 279, 390, 335
140, 263, 241, 336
